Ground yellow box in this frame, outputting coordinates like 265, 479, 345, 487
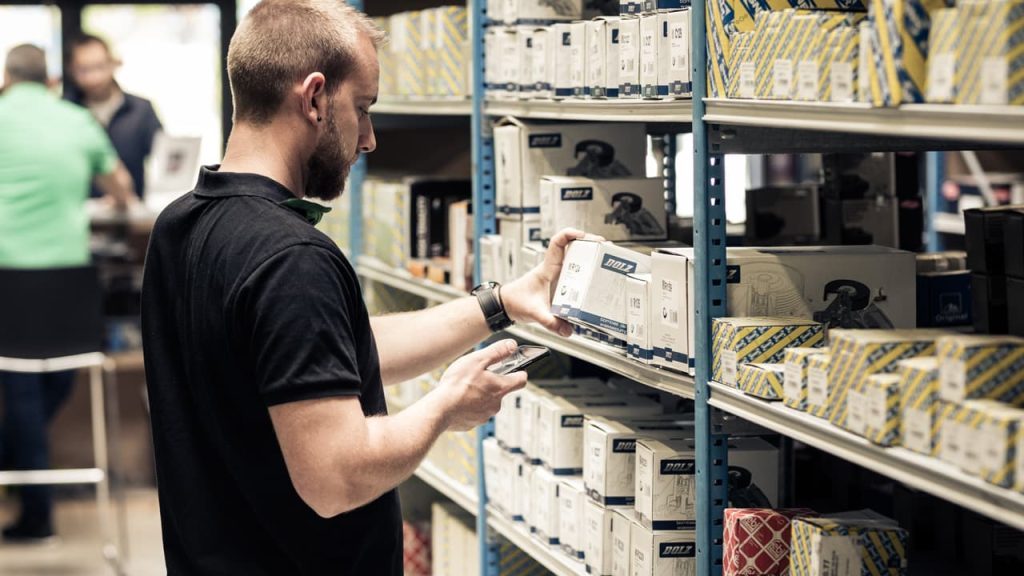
783, 347, 829, 411
737, 363, 787, 400
865, 0, 950, 106
790, 514, 908, 576
729, 0, 867, 34
755, 10, 800, 99
712, 317, 826, 387
708, 0, 736, 98
955, 0, 1024, 106
819, 24, 860, 102
924, 7, 960, 103
899, 357, 941, 456
806, 352, 832, 419
726, 30, 757, 98
393, 11, 428, 97
862, 374, 903, 446
937, 401, 987, 475
964, 400, 1024, 489
936, 335, 1024, 407
434, 6, 470, 97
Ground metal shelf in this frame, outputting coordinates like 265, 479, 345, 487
485, 98, 693, 123
0, 468, 105, 486
356, 256, 468, 302
707, 381, 1024, 532
505, 325, 695, 400
705, 99, 1024, 146
413, 460, 479, 517
487, 506, 587, 576
373, 98, 472, 116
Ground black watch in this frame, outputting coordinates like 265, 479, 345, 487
472, 281, 514, 332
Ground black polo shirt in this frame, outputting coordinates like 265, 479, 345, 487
141, 167, 401, 575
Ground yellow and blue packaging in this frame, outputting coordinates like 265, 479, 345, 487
936, 335, 1024, 406
898, 357, 941, 456
864, 0, 949, 106
790, 512, 908, 576
806, 352, 833, 419
736, 363, 787, 400
711, 317, 826, 388
784, 347, 828, 411
955, 0, 1024, 106
863, 373, 903, 446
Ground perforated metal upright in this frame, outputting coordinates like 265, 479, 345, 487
692, 2, 730, 575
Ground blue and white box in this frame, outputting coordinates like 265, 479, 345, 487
554, 22, 574, 98
587, 16, 621, 98
650, 248, 692, 373
640, 13, 660, 98
570, 20, 588, 96
627, 273, 654, 364
660, 10, 692, 97
631, 523, 697, 576
619, 16, 642, 97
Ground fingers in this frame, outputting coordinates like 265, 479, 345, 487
470, 338, 519, 369
536, 310, 574, 338
496, 370, 528, 395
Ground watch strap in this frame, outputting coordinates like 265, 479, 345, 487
474, 284, 514, 332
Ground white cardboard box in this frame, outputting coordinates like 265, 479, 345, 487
514, 379, 609, 459
539, 176, 667, 242
558, 477, 587, 560
649, 248, 691, 372
519, 242, 546, 278
499, 219, 542, 282
485, 27, 502, 96
618, 16, 642, 98
611, 509, 634, 576
530, 26, 555, 98
517, 27, 535, 99
584, 498, 618, 575
552, 240, 652, 339
513, 454, 533, 523
660, 10, 691, 97
510, 0, 583, 24
479, 234, 503, 283
482, 437, 506, 514
498, 27, 521, 99
569, 21, 588, 97
627, 273, 654, 364
631, 523, 697, 576
494, 118, 647, 219
554, 23, 574, 98
639, 14, 659, 98
587, 17, 621, 98
530, 465, 562, 545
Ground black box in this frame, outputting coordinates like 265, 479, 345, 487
965, 207, 1019, 275
745, 185, 820, 245
1004, 209, 1024, 279
1008, 276, 1024, 337
407, 179, 472, 259
917, 270, 972, 328
972, 273, 1008, 335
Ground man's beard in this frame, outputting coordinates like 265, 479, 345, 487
305, 114, 357, 201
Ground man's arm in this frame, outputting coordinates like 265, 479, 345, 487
372, 228, 586, 386
94, 161, 136, 207
269, 340, 525, 518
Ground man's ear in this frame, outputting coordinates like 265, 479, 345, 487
301, 72, 327, 127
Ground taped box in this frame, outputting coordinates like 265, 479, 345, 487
898, 357, 941, 456
936, 334, 1024, 407
790, 511, 908, 576
631, 523, 697, 576
862, 373, 903, 446
587, 17, 621, 98
736, 363, 787, 401
711, 317, 826, 388
627, 273, 654, 364
784, 347, 829, 411
559, 477, 587, 560
722, 508, 817, 576
494, 118, 647, 219
954, 0, 1024, 106
619, 16, 642, 97
552, 240, 652, 339
539, 176, 668, 242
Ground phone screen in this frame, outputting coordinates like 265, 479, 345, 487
486, 345, 550, 375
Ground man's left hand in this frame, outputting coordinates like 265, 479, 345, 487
500, 228, 589, 338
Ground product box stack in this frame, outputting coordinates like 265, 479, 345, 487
965, 205, 1024, 336
379, 6, 470, 100
431, 502, 478, 576
723, 508, 817, 576
789, 510, 909, 576
712, 317, 827, 400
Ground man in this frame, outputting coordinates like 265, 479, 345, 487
0, 44, 133, 542
141, 1, 582, 574
67, 34, 162, 199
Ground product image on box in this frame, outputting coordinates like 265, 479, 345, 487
712, 317, 826, 388
540, 176, 667, 242
790, 511, 909, 576
631, 523, 696, 576
723, 508, 817, 576
736, 363, 787, 400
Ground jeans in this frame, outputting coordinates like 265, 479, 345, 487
0, 370, 75, 527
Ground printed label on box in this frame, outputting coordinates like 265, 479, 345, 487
797, 61, 818, 100
847, 390, 867, 436
808, 366, 828, 408
722, 350, 738, 387
928, 52, 955, 102
1017, 432, 1024, 491
867, 386, 887, 432
773, 59, 793, 99
940, 421, 966, 464
903, 408, 931, 454
739, 62, 756, 98
940, 359, 966, 402
660, 278, 679, 328
784, 363, 802, 402
831, 62, 854, 103
981, 422, 1008, 477
814, 533, 862, 576
981, 57, 1009, 105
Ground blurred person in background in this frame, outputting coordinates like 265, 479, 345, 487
67, 34, 162, 200
0, 44, 134, 543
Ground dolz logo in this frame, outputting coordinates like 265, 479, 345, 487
561, 415, 584, 428
659, 543, 696, 558
611, 439, 636, 453
660, 460, 696, 475
561, 187, 594, 201
611, 29, 620, 44
562, 32, 571, 46
726, 265, 741, 284
529, 228, 542, 242
528, 133, 562, 148
601, 256, 637, 275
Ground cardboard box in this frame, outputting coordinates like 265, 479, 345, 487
898, 357, 941, 456
863, 373, 903, 446
434, 6, 470, 97
494, 118, 647, 219
516, 379, 610, 459
569, 21, 588, 97
661, 10, 692, 97
925, 7, 959, 103
1005, 209, 1024, 279
649, 248, 691, 372
784, 347, 829, 412
554, 23, 574, 98
639, 14, 660, 98
954, 0, 1024, 106
619, 16, 642, 98
611, 509, 633, 576
712, 317, 826, 388
723, 508, 817, 576
916, 270, 972, 328
517, 27, 536, 98
519, 242, 546, 278
965, 206, 1024, 275
498, 26, 522, 99
587, 17, 621, 98
509, 0, 583, 23
483, 437, 507, 515
530, 26, 556, 98
584, 498, 619, 575
937, 335, 1024, 406
479, 234, 503, 283
865, 0, 947, 107
531, 465, 562, 544
728, 0, 867, 33
627, 273, 653, 364
499, 219, 543, 282
552, 240, 652, 339
558, 477, 587, 560
790, 512, 908, 576
621, 0, 642, 16
736, 363, 787, 401
514, 455, 534, 523
630, 523, 697, 576
726, 29, 756, 99
821, 24, 860, 102
539, 176, 667, 242
968, 400, 1024, 489
805, 353, 832, 419
1010, 277, 1024, 338
972, 272, 1009, 335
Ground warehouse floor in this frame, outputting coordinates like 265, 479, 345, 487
0, 490, 165, 575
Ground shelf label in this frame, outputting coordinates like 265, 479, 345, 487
939, 359, 966, 402
773, 59, 793, 99
784, 363, 803, 402
797, 61, 819, 101
808, 366, 828, 408
981, 57, 1009, 105
831, 62, 854, 103
902, 408, 931, 454
981, 422, 1008, 478
847, 390, 867, 436
739, 62, 756, 99
928, 52, 955, 102
721, 349, 738, 387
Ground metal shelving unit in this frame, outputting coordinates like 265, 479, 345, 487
414, 460, 479, 517
708, 382, 1024, 532
374, 97, 472, 116
485, 98, 693, 123
357, 256, 467, 302
486, 507, 588, 576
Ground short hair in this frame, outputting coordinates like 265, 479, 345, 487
69, 34, 113, 59
227, 0, 386, 125
5, 44, 48, 85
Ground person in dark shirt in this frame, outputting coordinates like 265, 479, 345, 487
67, 34, 162, 199
141, 1, 582, 574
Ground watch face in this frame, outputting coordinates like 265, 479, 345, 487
472, 281, 499, 295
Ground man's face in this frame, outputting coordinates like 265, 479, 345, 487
70, 42, 116, 98
304, 34, 379, 201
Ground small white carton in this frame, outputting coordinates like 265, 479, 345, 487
569, 21, 588, 97
552, 240, 652, 339
639, 14, 659, 98
611, 509, 634, 576
660, 10, 691, 97
540, 176, 667, 242
627, 273, 654, 364
584, 416, 690, 507
479, 234, 503, 283
584, 498, 619, 575
558, 476, 587, 560
499, 219, 542, 282
510, 0, 583, 24
554, 23, 574, 98
635, 438, 696, 531
517, 379, 609, 460
530, 465, 562, 544
587, 17, 621, 98
530, 26, 556, 98
631, 523, 697, 576
517, 28, 536, 99
619, 16, 642, 98
649, 248, 691, 372
519, 242, 546, 278
498, 27, 521, 99
482, 437, 507, 514
513, 454, 533, 523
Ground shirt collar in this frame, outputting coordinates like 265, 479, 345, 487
3, 82, 51, 99
192, 166, 332, 225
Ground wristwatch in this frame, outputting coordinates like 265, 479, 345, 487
472, 281, 514, 332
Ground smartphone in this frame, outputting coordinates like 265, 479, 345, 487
486, 345, 551, 375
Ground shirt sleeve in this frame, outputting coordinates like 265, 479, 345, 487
236, 244, 364, 406
81, 113, 119, 177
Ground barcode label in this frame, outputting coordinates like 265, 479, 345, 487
796, 61, 818, 101
773, 59, 793, 98
808, 367, 828, 407
784, 363, 802, 401
981, 57, 1009, 105
722, 350, 738, 386
739, 62, 756, 99
927, 52, 955, 102
831, 62, 854, 102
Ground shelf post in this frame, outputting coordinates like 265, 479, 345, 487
692, 1, 729, 575
924, 151, 945, 251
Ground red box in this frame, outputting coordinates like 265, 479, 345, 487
723, 508, 817, 576
403, 521, 431, 576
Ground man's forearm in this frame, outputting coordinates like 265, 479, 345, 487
371, 296, 491, 386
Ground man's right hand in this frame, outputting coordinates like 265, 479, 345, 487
437, 339, 528, 431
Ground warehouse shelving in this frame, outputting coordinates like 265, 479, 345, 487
414, 460, 479, 517
373, 97, 472, 116
708, 382, 1024, 532
356, 256, 467, 302
486, 506, 588, 576
485, 98, 693, 123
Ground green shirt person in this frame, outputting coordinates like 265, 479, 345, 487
0, 44, 134, 269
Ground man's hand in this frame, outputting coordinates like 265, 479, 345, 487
436, 339, 528, 431
501, 228, 594, 338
